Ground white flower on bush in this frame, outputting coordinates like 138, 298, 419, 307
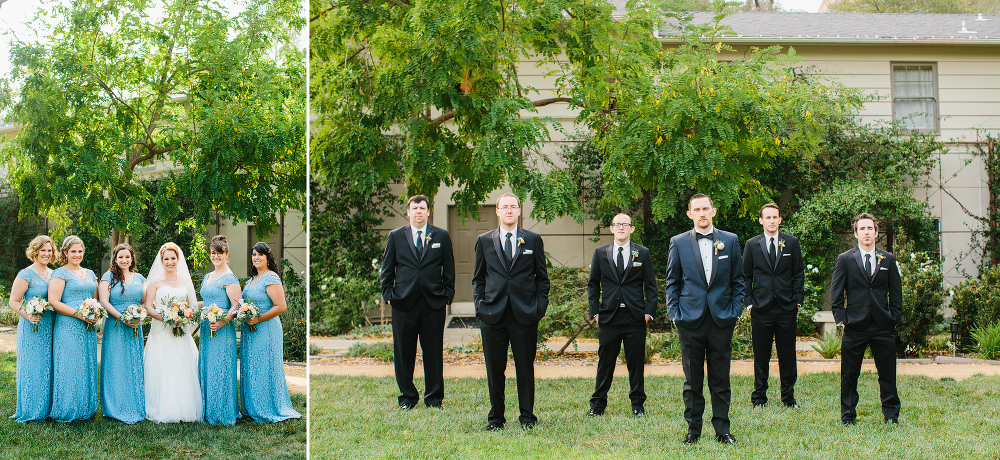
807, 264, 813, 270
911, 253, 917, 260
811, 267, 820, 273
321, 284, 327, 290
949, 290, 954, 297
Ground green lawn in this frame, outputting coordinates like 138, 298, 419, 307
0, 352, 306, 459
311, 372, 1000, 459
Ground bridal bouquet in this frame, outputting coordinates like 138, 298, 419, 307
75, 298, 106, 332
22, 297, 52, 332
234, 300, 260, 332
159, 297, 197, 337
119, 304, 148, 337
199, 303, 226, 337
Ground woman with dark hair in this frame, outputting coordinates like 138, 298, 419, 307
239, 242, 301, 422
47, 235, 99, 422
198, 235, 242, 425
8, 235, 56, 422
97, 243, 146, 423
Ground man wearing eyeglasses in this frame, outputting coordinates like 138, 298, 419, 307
586, 213, 657, 418
472, 192, 550, 430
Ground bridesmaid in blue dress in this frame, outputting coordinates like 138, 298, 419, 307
239, 242, 301, 423
97, 243, 147, 424
8, 235, 57, 422
47, 235, 99, 422
198, 235, 242, 425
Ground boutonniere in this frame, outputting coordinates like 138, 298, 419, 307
714, 240, 725, 255
875, 253, 885, 264
517, 237, 525, 246
631, 250, 639, 260
777, 239, 786, 249
424, 234, 432, 244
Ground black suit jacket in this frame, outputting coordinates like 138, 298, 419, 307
472, 227, 550, 326
742, 232, 804, 313
588, 242, 657, 323
830, 246, 902, 331
379, 224, 456, 311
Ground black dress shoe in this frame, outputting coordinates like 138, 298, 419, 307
842, 419, 855, 426
885, 418, 898, 425
520, 421, 536, 430
752, 402, 766, 409
716, 433, 737, 444
427, 403, 443, 410
485, 422, 504, 431
632, 408, 645, 417
587, 409, 603, 417
784, 402, 799, 409
399, 402, 416, 410
683, 433, 700, 444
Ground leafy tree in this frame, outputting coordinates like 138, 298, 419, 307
829, 0, 998, 13
0, 0, 306, 264
0, 187, 45, 289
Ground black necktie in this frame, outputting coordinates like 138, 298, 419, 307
769, 237, 777, 266
865, 253, 872, 279
696, 232, 713, 240
505, 232, 513, 262
617, 247, 625, 275
416, 230, 424, 257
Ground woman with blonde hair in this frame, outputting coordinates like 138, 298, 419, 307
198, 235, 242, 425
143, 242, 202, 423
97, 243, 147, 423
8, 235, 56, 422
47, 235, 99, 422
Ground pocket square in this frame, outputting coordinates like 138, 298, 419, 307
879, 267, 888, 271
523, 249, 533, 254
633, 262, 642, 267
783, 253, 791, 257
719, 255, 729, 259
431, 243, 441, 248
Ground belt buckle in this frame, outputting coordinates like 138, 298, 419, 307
619, 303, 626, 308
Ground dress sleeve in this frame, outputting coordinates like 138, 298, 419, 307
101, 271, 113, 283
222, 273, 240, 286
16, 268, 32, 282
50, 267, 68, 281
135, 273, 146, 284
262, 272, 283, 287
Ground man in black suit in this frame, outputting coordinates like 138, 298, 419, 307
472, 193, 549, 430
742, 203, 804, 408
380, 195, 455, 409
665, 193, 745, 445
587, 213, 657, 418
831, 212, 902, 425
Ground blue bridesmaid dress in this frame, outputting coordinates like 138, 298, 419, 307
49, 266, 99, 423
10, 268, 55, 423
99, 271, 146, 424
239, 272, 301, 422
198, 272, 241, 425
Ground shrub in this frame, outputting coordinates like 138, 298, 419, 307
281, 260, 307, 362
310, 343, 326, 356
345, 342, 394, 362
972, 321, 1000, 360
648, 332, 682, 361
537, 267, 595, 344
335, 324, 392, 340
311, 259, 381, 335
950, 265, 1000, 351
896, 249, 946, 356
731, 311, 753, 360
800, 263, 824, 336
812, 329, 842, 358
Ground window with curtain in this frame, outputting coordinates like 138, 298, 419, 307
892, 64, 937, 132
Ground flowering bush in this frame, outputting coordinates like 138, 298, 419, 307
896, 249, 945, 356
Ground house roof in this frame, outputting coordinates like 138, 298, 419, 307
656, 12, 1000, 44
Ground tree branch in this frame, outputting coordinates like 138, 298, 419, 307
128, 143, 176, 171
428, 97, 574, 126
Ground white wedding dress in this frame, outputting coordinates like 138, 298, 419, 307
143, 284, 203, 423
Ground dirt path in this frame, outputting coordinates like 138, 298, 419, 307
310, 357, 1000, 381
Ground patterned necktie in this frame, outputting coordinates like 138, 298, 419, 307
416, 230, 424, 257
865, 253, 872, 279
769, 237, 777, 267
617, 247, 625, 275
505, 232, 513, 262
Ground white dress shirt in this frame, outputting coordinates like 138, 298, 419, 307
499, 225, 519, 257
696, 227, 714, 281
858, 245, 877, 277
411, 224, 428, 248
614, 240, 630, 271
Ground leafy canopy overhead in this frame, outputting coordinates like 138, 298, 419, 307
1, 0, 306, 260
311, 0, 859, 222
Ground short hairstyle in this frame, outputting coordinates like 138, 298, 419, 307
407, 195, 430, 208
688, 193, 713, 209
25, 235, 55, 263
759, 203, 780, 218
853, 212, 879, 232
611, 212, 632, 224
210, 235, 229, 254
496, 192, 520, 207
58, 235, 85, 266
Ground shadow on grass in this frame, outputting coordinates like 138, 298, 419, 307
310, 372, 1000, 460
0, 352, 305, 459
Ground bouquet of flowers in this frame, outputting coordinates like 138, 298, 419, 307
159, 296, 197, 337
234, 299, 260, 332
75, 298, 106, 332
119, 304, 148, 337
199, 303, 226, 337
22, 297, 52, 332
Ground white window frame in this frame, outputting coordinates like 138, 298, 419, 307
890, 62, 939, 134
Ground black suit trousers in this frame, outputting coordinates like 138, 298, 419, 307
590, 310, 646, 412
480, 303, 538, 425
750, 308, 798, 405
840, 320, 900, 422
677, 318, 735, 436
391, 296, 446, 406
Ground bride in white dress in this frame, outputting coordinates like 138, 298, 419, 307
143, 242, 203, 423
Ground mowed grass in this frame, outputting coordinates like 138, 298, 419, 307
0, 352, 306, 459
311, 371, 1000, 459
